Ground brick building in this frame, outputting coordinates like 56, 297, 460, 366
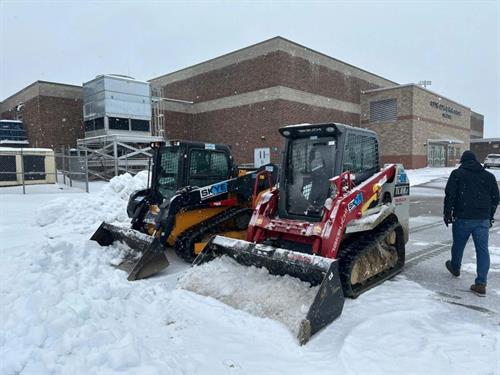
149, 37, 484, 168
150, 37, 398, 165
1, 37, 485, 168
470, 111, 484, 139
0, 81, 84, 148
470, 138, 500, 161
360, 84, 471, 167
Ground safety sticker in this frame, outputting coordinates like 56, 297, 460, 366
347, 192, 363, 211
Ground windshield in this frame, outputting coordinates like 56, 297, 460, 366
156, 146, 181, 201
486, 154, 500, 159
285, 136, 336, 217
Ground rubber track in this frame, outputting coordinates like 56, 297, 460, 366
174, 207, 253, 262
338, 218, 405, 298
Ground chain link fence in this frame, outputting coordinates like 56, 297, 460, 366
0, 146, 89, 194
54, 147, 89, 192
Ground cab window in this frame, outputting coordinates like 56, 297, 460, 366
188, 149, 229, 187
343, 133, 379, 181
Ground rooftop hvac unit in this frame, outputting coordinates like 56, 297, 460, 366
83, 74, 152, 138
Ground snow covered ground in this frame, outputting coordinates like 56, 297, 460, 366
1, 169, 500, 374
406, 166, 455, 186
405, 166, 500, 187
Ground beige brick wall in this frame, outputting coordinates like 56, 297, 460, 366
360, 86, 414, 158
360, 85, 413, 121
360, 84, 472, 168
411, 86, 470, 156
412, 119, 470, 156
411, 85, 470, 130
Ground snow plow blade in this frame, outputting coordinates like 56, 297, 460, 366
192, 236, 345, 345
90, 222, 169, 280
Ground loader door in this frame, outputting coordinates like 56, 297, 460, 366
283, 136, 337, 219
155, 146, 183, 202
187, 148, 231, 188
341, 132, 379, 184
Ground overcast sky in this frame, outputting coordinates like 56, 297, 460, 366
1, 0, 499, 136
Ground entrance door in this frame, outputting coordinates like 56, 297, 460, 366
428, 144, 446, 167
439, 146, 446, 167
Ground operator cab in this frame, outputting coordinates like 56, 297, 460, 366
279, 123, 379, 221
152, 140, 235, 203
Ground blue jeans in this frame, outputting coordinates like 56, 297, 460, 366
451, 218, 490, 285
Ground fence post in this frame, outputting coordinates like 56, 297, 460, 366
62, 146, 66, 185
69, 148, 73, 188
20, 148, 25, 195
84, 148, 89, 193
113, 140, 119, 176
55, 151, 58, 184
147, 154, 151, 189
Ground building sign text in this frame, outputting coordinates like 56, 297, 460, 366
430, 100, 462, 120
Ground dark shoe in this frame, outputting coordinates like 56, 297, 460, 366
445, 260, 460, 277
470, 284, 486, 297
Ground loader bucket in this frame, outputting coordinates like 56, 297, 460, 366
187, 236, 345, 345
90, 222, 169, 280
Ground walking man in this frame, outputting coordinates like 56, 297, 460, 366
444, 150, 499, 296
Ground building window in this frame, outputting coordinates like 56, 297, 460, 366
370, 98, 397, 123
84, 118, 104, 132
84, 120, 94, 132
0, 155, 17, 181
23, 155, 46, 180
94, 117, 104, 130
109, 117, 129, 130
131, 119, 150, 132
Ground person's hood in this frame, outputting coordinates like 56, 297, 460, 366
459, 159, 484, 172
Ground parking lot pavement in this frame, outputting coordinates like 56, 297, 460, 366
405, 177, 500, 322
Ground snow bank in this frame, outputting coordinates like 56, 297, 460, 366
2, 234, 498, 374
332, 277, 499, 375
3, 174, 500, 374
405, 167, 454, 186
35, 171, 148, 233
178, 256, 319, 336
406, 166, 500, 187
1, 239, 158, 374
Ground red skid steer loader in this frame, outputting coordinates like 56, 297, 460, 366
182, 123, 410, 344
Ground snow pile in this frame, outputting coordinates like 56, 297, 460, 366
2, 235, 499, 373
333, 278, 499, 374
178, 256, 319, 336
3, 183, 500, 374
1, 239, 159, 374
406, 166, 500, 187
405, 167, 454, 186
35, 171, 148, 233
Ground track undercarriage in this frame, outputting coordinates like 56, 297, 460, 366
175, 207, 253, 262
338, 218, 405, 298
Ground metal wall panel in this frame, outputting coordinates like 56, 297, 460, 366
83, 75, 151, 121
